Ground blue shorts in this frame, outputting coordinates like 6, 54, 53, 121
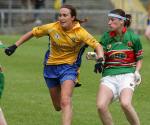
43, 64, 78, 88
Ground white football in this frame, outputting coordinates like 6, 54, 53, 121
86, 52, 97, 60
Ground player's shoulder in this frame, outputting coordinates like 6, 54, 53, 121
126, 30, 140, 41
76, 25, 93, 38
76, 25, 87, 33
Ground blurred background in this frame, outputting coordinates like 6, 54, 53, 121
0, 0, 150, 34
1, 1, 150, 125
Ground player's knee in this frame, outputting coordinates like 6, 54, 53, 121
120, 100, 132, 111
96, 102, 108, 113
61, 97, 71, 108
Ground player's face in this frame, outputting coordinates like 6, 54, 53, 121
108, 17, 123, 31
59, 8, 75, 30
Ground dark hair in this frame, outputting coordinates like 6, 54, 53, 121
60, 4, 87, 24
125, 14, 132, 27
110, 9, 132, 28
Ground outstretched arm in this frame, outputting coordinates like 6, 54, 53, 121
95, 44, 104, 59
15, 31, 33, 47
5, 31, 33, 56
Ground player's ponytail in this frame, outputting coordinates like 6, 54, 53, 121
125, 14, 132, 28
74, 18, 88, 24
61, 4, 88, 24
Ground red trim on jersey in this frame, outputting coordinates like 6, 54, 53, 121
136, 50, 143, 58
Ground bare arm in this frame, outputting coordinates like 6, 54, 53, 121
134, 60, 143, 85
135, 60, 143, 72
15, 31, 33, 47
4, 31, 34, 56
95, 44, 104, 59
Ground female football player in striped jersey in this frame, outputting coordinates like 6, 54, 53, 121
4, 5, 104, 125
96, 9, 143, 125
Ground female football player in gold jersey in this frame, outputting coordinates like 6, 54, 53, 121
5, 5, 104, 125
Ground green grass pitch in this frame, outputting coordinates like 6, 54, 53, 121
0, 35, 150, 125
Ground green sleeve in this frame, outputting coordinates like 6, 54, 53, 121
133, 35, 143, 61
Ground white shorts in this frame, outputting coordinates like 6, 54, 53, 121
100, 73, 135, 99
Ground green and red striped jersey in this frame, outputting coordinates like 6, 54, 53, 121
100, 28, 143, 77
